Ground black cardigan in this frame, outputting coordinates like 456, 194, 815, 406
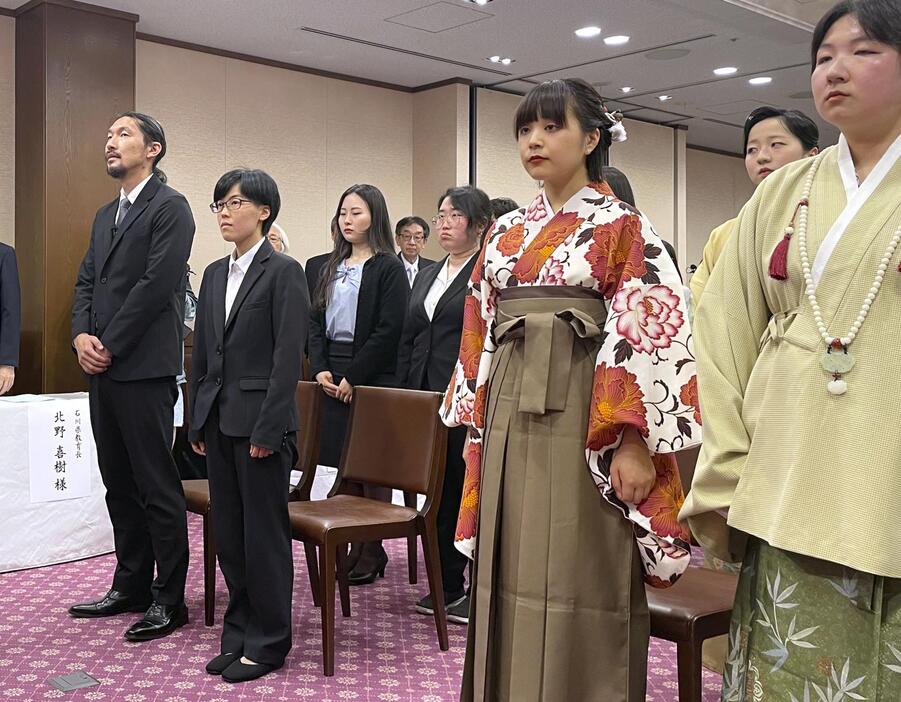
308, 252, 410, 387
396, 254, 478, 392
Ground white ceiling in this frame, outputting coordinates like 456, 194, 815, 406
1, 0, 840, 154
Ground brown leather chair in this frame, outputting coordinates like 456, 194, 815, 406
647, 567, 738, 702
645, 443, 738, 702
182, 380, 322, 626
288, 386, 449, 676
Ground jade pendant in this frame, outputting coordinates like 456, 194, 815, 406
820, 347, 855, 374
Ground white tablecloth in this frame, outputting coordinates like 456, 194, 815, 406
0, 393, 113, 573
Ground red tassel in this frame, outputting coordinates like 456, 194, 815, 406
768, 234, 791, 280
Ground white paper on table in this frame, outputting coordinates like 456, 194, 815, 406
28, 397, 94, 503
0, 394, 53, 403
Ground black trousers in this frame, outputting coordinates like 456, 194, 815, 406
205, 407, 295, 665
318, 340, 353, 469
88, 374, 188, 605
437, 425, 469, 596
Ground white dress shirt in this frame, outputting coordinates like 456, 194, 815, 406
225, 237, 266, 320
423, 254, 475, 321
115, 173, 154, 225
401, 255, 420, 287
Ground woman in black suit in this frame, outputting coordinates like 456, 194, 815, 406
308, 183, 410, 585
396, 186, 492, 624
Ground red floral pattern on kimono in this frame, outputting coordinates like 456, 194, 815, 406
441, 182, 701, 587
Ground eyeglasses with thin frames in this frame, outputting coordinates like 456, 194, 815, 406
398, 234, 426, 243
431, 212, 466, 226
209, 197, 254, 213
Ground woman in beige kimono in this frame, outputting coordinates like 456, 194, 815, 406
442, 78, 701, 701
681, 1, 901, 699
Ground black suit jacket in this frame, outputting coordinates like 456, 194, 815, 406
304, 252, 330, 304
396, 254, 478, 392
72, 175, 195, 381
189, 239, 309, 450
308, 252, 409, 387
0, 243, 21, 367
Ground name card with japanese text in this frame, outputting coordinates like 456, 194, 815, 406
28, 398, 94, 503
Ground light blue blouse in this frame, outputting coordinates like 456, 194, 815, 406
325, 261, 363, 342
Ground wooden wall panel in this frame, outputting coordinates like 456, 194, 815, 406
16, 0, 137, 393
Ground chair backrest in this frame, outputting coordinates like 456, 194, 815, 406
336, 386, 447, 497
675, 444, 701, 492
289, 381, 322, 501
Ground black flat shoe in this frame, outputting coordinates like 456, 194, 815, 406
206, 651, 241, 675
124, 602, 188, 641
69, 590, 152, 619
221, 659, 280, 683
348, 550, 388, 586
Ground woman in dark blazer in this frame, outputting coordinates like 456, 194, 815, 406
396, 186, 492, 624
308, 183, 409, 585
190, 169, 308, 683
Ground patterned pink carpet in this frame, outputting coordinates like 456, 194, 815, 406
0, 515, 723, 701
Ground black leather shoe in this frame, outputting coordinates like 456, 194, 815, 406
348, 549, 389, 586
68, 590, 152, 619
221, 659, 280, 683
124, 602, 188, 641
206, 651, 241, 675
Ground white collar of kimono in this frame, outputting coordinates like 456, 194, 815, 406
811, 132, 901, 287
538, 183, 600, 220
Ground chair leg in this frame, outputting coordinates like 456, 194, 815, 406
336, 546, 351, 618
202, 512, 216, 627
304, 543, 321, 607
676, 640, 704, 702
318, 539, 336, 676
420, 523, 449, 651
404, 491, 418, 585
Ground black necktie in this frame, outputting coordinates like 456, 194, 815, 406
116, 197, 131, 228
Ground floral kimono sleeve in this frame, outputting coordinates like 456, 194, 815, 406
439, 236, 497, 559
585, 211, 702, 587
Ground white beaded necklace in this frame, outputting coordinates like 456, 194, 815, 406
794, 153, 901, 395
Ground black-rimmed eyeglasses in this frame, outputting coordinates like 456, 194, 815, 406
210, 197, 254, 213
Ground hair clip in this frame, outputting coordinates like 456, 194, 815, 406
603, 110, 628, 143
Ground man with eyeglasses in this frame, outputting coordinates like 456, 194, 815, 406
394, 216, 436, 287
69, 112, 195, 642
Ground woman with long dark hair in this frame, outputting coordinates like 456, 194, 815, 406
308, 184, 409, 584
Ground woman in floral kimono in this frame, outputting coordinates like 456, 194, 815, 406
441, 78, 701, 702
680, 1, 901, 699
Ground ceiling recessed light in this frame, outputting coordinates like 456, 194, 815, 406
621, 86, 634, 93
749, 76, 773, 85
464, 0, 492, 5
713, 66, 739, 76
489, 55, 500, 63
575, 26, 602, 38
658, 95, 672, 101
487, 55, 514, 65
500, 57, 513, 65
604, 35, 630, 46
